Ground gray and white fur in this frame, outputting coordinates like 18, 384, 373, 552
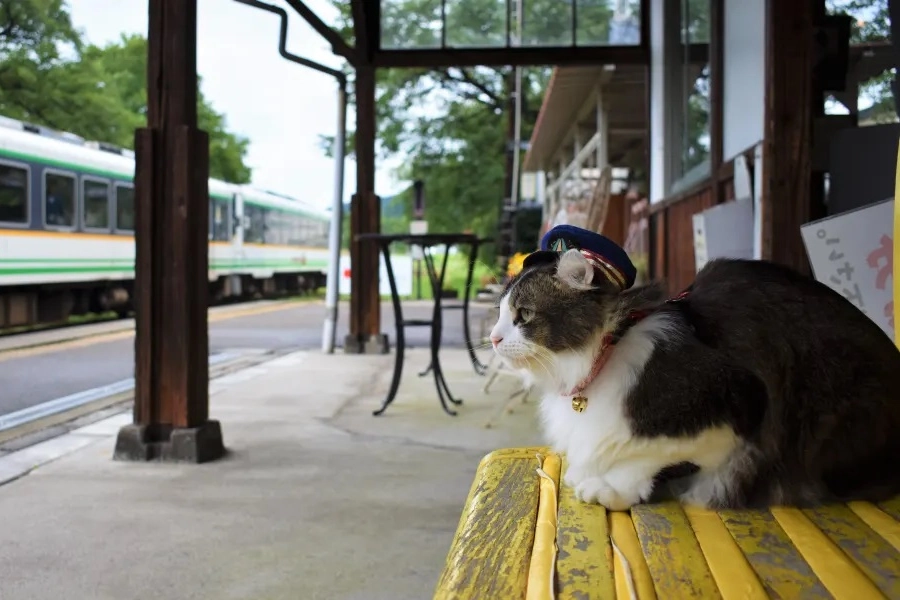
488, 249, 900, 510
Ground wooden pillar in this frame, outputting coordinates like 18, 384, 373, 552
708, 0, 724, 206
114, 0, 224, 463
760, 0, 815, 273
345, 65, 387, 354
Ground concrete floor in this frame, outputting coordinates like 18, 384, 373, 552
0, 299, 489, 417
0, 345, 543, 600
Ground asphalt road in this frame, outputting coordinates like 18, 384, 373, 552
0, 299, 493, 418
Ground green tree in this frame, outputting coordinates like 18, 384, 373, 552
827, 0, 896, 122
79, 34, 252, 183
0, 3, 252, 183
321, 0, 633, 267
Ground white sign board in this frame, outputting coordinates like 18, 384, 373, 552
692, 196, 754, 273
409, 220, 428, 260
800, 197, 894, 341
338, 253, 413, 297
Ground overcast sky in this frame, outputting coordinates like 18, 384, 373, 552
69, 0, 405, 210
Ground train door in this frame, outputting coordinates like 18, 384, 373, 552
228, 191, 246, 297
232, 192, 244, 257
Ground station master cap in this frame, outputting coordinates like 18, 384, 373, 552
522, 224, 637, 291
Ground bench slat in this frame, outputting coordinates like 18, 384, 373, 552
771, 507, 887, 599
632, 502, 721, 599
718, 508, 832, 598
848, 501, 900, 553
434, 447, 545, 600
555, 462, 616, 599
682, 505, 769, 600
802, 504, 900, 598
609, 511, 657, 599
878, 497, 900, 521
436, 448, 900, 599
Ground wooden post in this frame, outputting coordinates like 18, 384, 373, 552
114, 0, 225, 463
760, 0, 815, 274
345, 64, 388, 354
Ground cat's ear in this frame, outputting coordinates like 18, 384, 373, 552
556, 249, 595, 290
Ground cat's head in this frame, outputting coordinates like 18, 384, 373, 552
488, 248, 662, 379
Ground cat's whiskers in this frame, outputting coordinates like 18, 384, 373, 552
527, 350, 556, 378
522, 343, 564, 385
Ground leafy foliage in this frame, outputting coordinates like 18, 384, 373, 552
0, 1, 251, 183
827, 0, 896, 122
320, 0, 634, 267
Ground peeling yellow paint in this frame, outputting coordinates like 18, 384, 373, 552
435, 448, 900, 600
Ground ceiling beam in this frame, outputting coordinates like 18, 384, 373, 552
373, 45, 647, 69
351, 0, 380, 65
283, 0, 355, 63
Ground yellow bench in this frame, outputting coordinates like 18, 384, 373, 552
434, 447, 900, 599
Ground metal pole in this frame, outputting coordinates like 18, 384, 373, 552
416, 260, 422, 299
322, 81, 347, 353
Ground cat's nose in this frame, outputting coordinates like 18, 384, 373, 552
490, 334, 503, 347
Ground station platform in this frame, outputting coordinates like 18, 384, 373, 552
0, 345, 541, 600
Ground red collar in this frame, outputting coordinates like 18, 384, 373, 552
565, 331, 618, 396
564, 288, 690, 397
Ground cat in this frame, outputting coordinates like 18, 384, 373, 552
488, 248, 900, 510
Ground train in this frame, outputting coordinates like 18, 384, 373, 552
0, 115, 335, 330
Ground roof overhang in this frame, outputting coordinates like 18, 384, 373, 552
523, 64, 647, 173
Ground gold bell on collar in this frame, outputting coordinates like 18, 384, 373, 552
572, 395, 588, 413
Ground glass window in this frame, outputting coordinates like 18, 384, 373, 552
116, 184, 135, 232
264, 208, 277, 245
211, 198, 231, 241
83, 179, 110, 229
44, 172, 76, 228
578, 0, 641, 46
444, 0, 507, 48
0, 163, 28, 224
670, 0, 711, 193
380, 0, 442, 49
382, 0, 641, 49
825, 0, 893, 125
245, 203, 266, 243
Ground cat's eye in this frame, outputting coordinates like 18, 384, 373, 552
516, 308, 534, 324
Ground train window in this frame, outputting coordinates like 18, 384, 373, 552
290, 213, 303, 245
211, 197, 230, 241
43, 171, 76, 228
83, 179, 110, 229
115, 184, 135, 232
0, 162, 28, 225
245, 203, 266, 243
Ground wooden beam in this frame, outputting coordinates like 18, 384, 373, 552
345, 64, 387, 354
114, 0, 224, 463
760, 0, 815, 273
351, 0, 378, 64
373, 45, 647, 68
709, 0, 724, 206
283, 0, 356, 64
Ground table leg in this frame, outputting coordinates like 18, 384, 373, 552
423, 247, 461, 415
432, 245, 462, 406
462, 240, 487, 375
372, 242, 406, 417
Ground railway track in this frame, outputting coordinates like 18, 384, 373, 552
0, 303, 312, 452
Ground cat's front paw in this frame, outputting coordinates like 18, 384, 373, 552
574, 476, 640, 511
563, 464, 584, 489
